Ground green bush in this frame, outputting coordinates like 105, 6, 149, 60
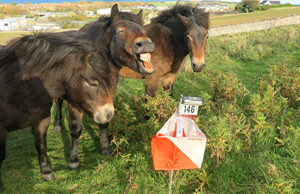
209, 71, 248, 103
258, 63, 300, 108
270, 3, 293, 8
235, 0, 260, 12
257, 5, 270, 11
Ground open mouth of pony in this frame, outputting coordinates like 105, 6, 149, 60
137, 52, 153, 72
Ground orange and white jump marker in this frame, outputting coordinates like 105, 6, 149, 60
151, 95, 206, 193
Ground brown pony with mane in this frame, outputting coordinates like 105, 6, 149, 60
53, 5, 154, 162
0, 32, 118, 191
119, 5, 209, 97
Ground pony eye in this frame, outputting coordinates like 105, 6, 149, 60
187, 36, 191, 42
117, 30, 124, 35
87, 80, 99, 87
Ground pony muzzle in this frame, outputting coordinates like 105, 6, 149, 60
191, 57, 205, 72
133, 37, 155, 75
93, 104, 114, 124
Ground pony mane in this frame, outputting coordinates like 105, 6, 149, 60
97, 11, 143, 25
151, 5, 209, 29
0, 32, 98, 74
84, 11, 142, 34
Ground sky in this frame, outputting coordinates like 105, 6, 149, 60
0, 0, 299, 5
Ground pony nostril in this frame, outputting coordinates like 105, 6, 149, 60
106, 112, 114, 121
192, 63, 205, 72
93, 104, 114, 124
135, 42, 143, 47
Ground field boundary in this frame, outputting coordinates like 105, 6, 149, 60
209, 14, 300, 36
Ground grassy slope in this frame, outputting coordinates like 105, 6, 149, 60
211, 7, 300, 27
0, 32, 30, 45
0, 29, 71, 45
1, 25, 299, 193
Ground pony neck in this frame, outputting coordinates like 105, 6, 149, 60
159, 17, 189, 56
80, 21, 112, 48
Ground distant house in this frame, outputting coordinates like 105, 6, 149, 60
0, 18, 17, 31
260, 0, 281, 5
0, 17, 27, 31
96, 8, 111, 15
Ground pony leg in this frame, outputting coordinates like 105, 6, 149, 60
145, 76, 161, 97
53, 98, 63, 131
32, 117, 54, 181
162, 74, 177, 97
0, 130, 8, 192
67, 103, 83, 170
98, 123, 111, 156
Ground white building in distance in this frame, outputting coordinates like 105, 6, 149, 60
96, 8, 111, 15
0, 16, 27, 31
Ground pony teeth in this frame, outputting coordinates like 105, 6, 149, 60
140, 53, 151, 62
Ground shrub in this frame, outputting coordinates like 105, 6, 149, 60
270, 3, 293, 8
143, 89, 177, 123
258, 63, 300, 108
257, 5, 270, 11
235, 0, 260, 12
209, 71, 248, 104
108, 89, 177, 155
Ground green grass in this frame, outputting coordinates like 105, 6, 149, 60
0, 29, 70, 45
211, 7, 300, 27
0, 32, 31, 45
227, 4, 237, 8
1, 25, 300, 193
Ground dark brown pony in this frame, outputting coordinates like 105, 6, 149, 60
119, 5, 209, 97
53, 5, 154, 160
0, 32, 118, 191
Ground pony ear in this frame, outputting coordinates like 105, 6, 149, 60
111, 4, 120, 22
178, 14, 189, 25
137, 10, 143, 22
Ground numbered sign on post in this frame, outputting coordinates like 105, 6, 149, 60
179, 104, 199, 116
178, 95, 203, 116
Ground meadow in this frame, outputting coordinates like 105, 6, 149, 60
1, 24, 299, 193
210, 7, 300, 27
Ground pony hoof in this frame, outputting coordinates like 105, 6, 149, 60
41, 172, 54, 181
101, 148, 111, 156
68, 161, 80, 170
53, 125, 63, 131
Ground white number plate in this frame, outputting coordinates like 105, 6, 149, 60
179, 104, 199, 116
